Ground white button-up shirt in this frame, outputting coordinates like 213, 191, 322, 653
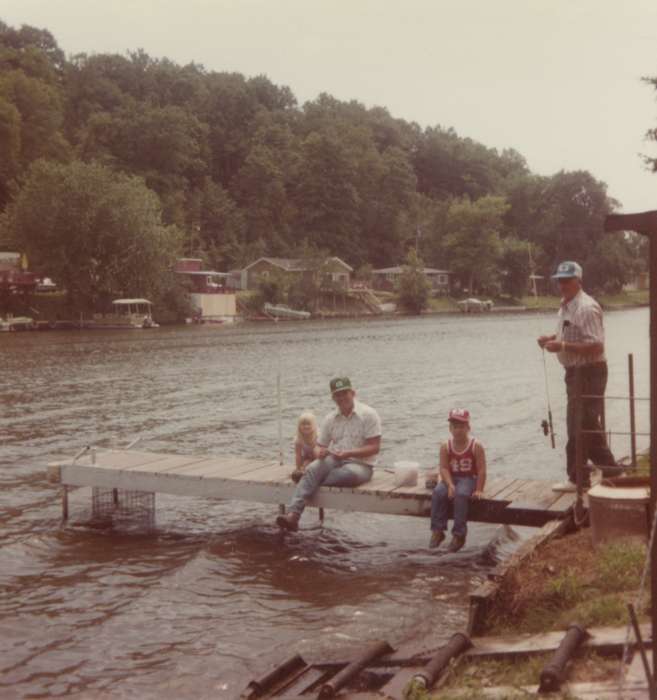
555, 289, 606, 368
318, 400, 382, 465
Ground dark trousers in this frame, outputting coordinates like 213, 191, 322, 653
565, 362, 616, 484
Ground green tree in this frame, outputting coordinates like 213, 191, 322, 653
0, 69, 70, 168
584, 233, 640, 294
442, 195, 508, 294
500, 238, 530, 299
4, 159, 183, 311
397, 248, 429, 314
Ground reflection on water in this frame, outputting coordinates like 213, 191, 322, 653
0, 308, 648, 697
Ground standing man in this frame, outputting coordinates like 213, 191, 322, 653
537, 261, 618, 492
276, 377, 381, 532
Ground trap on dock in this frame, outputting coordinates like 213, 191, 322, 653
47, 448, 578, 528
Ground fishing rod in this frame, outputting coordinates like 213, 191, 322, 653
529, 244, 556, 449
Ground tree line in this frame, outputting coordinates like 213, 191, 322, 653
0, 20, 648, 313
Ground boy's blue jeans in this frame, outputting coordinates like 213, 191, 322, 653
430, 476, 477, 537
288, 455, 373, 515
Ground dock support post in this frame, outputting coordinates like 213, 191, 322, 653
112, 488, 119, 507
319, 507, 325, 524
62, 485, 69, 521
279, 504, 285, 515
629, 353, 637, 468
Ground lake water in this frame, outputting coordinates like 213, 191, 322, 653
0, 308, 649, 698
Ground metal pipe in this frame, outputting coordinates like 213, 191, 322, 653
412, 633, 472, 689
578, 430, 651, 437
627, 603, 655, 698
318, 640, 393, 698
574, 369, 585, 512
244, 653, 307, 698
581, 394, 649, 401
629, 353, 637, 468
538, 624, 588, 693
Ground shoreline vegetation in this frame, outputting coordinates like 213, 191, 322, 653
0, 22, 650, 326
4, 288, 648, 328
421, 532, 647, 699
414, 456, 652, 698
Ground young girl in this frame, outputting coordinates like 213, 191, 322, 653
429, 408, 487, 553
291, 412, 319, 483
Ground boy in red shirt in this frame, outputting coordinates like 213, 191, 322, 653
429, 409, 487, 552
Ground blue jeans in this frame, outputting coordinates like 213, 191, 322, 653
430, 477, 477, 537
288, 455, 373, 515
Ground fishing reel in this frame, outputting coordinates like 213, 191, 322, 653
541, 419, 549, 436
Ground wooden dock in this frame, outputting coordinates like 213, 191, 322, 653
48, 448, 577, 527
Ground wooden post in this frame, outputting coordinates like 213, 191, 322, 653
649, 233, 657, 686
62, 485, 69, 521
629, 353, 637, 468
604, 210, 657, 687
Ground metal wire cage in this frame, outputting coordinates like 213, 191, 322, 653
91, 487, 155, 529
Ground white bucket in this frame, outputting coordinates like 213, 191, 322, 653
393, 461, 419, 487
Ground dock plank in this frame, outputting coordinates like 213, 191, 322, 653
123, 454, 211, 474
229, 463, 291, 482
176, 458, 280, 479
509, 481, 570, 512
174, 457, 277, 478
490, 479, 524, 502
56, 449, 165, 471
545, 490, 578, 514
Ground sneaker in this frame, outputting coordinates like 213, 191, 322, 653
447, 534, 466, 553
552, 481, 577, 493
429, 531, 445, 549
276, 512, 300, 532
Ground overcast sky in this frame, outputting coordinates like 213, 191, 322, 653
4, 0, 657, 211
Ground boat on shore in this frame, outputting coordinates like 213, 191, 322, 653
0, 315, 36, 331
263, 303, 311, 320
90, 299, 159, 329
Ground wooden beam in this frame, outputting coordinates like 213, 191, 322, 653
604, 210, 657, 234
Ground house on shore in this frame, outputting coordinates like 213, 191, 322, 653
0, 252, 38, 296
174, 258, 236, 323
371, 266, 452, 294
240, 257, 353, 291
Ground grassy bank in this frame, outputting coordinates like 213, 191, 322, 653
421, 528, 647, 698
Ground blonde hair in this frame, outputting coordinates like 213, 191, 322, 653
296, 411, 318, 446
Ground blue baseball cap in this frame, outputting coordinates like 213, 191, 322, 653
552, 261, 583, 280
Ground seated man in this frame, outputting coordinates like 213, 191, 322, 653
276, 376, 382, 531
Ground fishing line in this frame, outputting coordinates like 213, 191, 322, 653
529, 244, 556, 449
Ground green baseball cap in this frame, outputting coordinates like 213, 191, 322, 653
330, 376, 353, 394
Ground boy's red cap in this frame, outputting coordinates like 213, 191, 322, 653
448, 408, 470, 423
